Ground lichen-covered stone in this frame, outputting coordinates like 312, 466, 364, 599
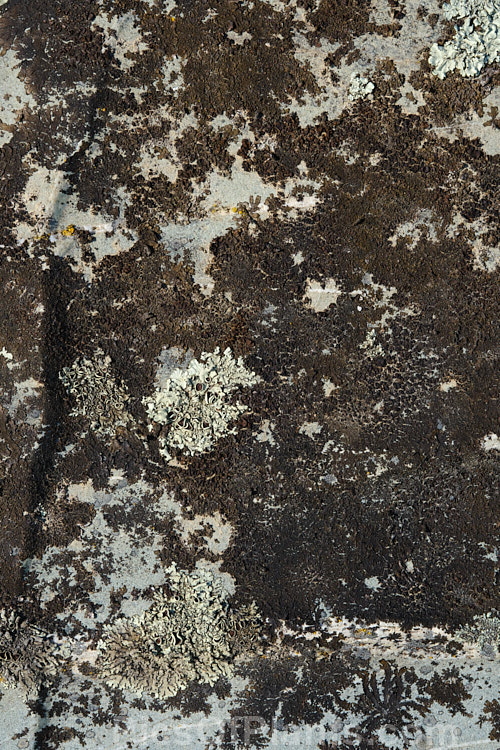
0, 609, 60, 698
60, 349, 132, 435
429, 0, 500, 79
455, 611, 500, 652
143, 347, 258, 459
97, 564, 261, 699
348, 73, 375, 101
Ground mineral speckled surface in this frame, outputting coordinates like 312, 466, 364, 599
97, 564, 261, 699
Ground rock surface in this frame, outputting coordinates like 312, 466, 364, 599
0, 0, 498, 748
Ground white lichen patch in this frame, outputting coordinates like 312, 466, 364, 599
348, 72, 375, 101
157, 492, 234, 556
388, 209, 439, 249
365, 451, 400, 479
97, 564, 261, 699
15, 166, 137, 279
284, 0, 443, 126
226, 30, 252, 45
481, 433, 500, 451
25, 480, 234, 640
455, 612, 500, 652
254, 419, 277, 446
439, 378, 458, 392
364, 576, 382, 591
446, 213, 500, 270
473, 244, 500, 272
144, 347, 258, 459
60, 350, 132, 436
322, 378, 339, 397
359, 328, 384, 358
299, 421, 323, 438
429, 0, 500, 79
350, 273, 417, 347
0, 610, 61, 698
0, 347, 13, 362
303, 278, 343, 313
3, 377, 43, 425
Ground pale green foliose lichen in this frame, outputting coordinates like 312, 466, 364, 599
348, 72, 375, 101
97, 564, 261, 699
60, 349, 132, 435
455, 611, 500, 652
143, 347, 258, 459
0, 609, 61, 698
429, 0, 500, 79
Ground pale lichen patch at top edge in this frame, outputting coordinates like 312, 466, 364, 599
91, 10, 149, 72
429, 0, 500, 79
284, 0, 443, 125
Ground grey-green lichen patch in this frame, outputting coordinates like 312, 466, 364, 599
144, 347, 258, 459
60, 349, 132, 436
348, 73, 375, 101
455, 611, 500, 653
97, 563, 261, 699
0, 610, 61, 698
429, 0, 500, 78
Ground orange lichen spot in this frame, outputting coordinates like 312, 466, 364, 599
62, 225, 75, 236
